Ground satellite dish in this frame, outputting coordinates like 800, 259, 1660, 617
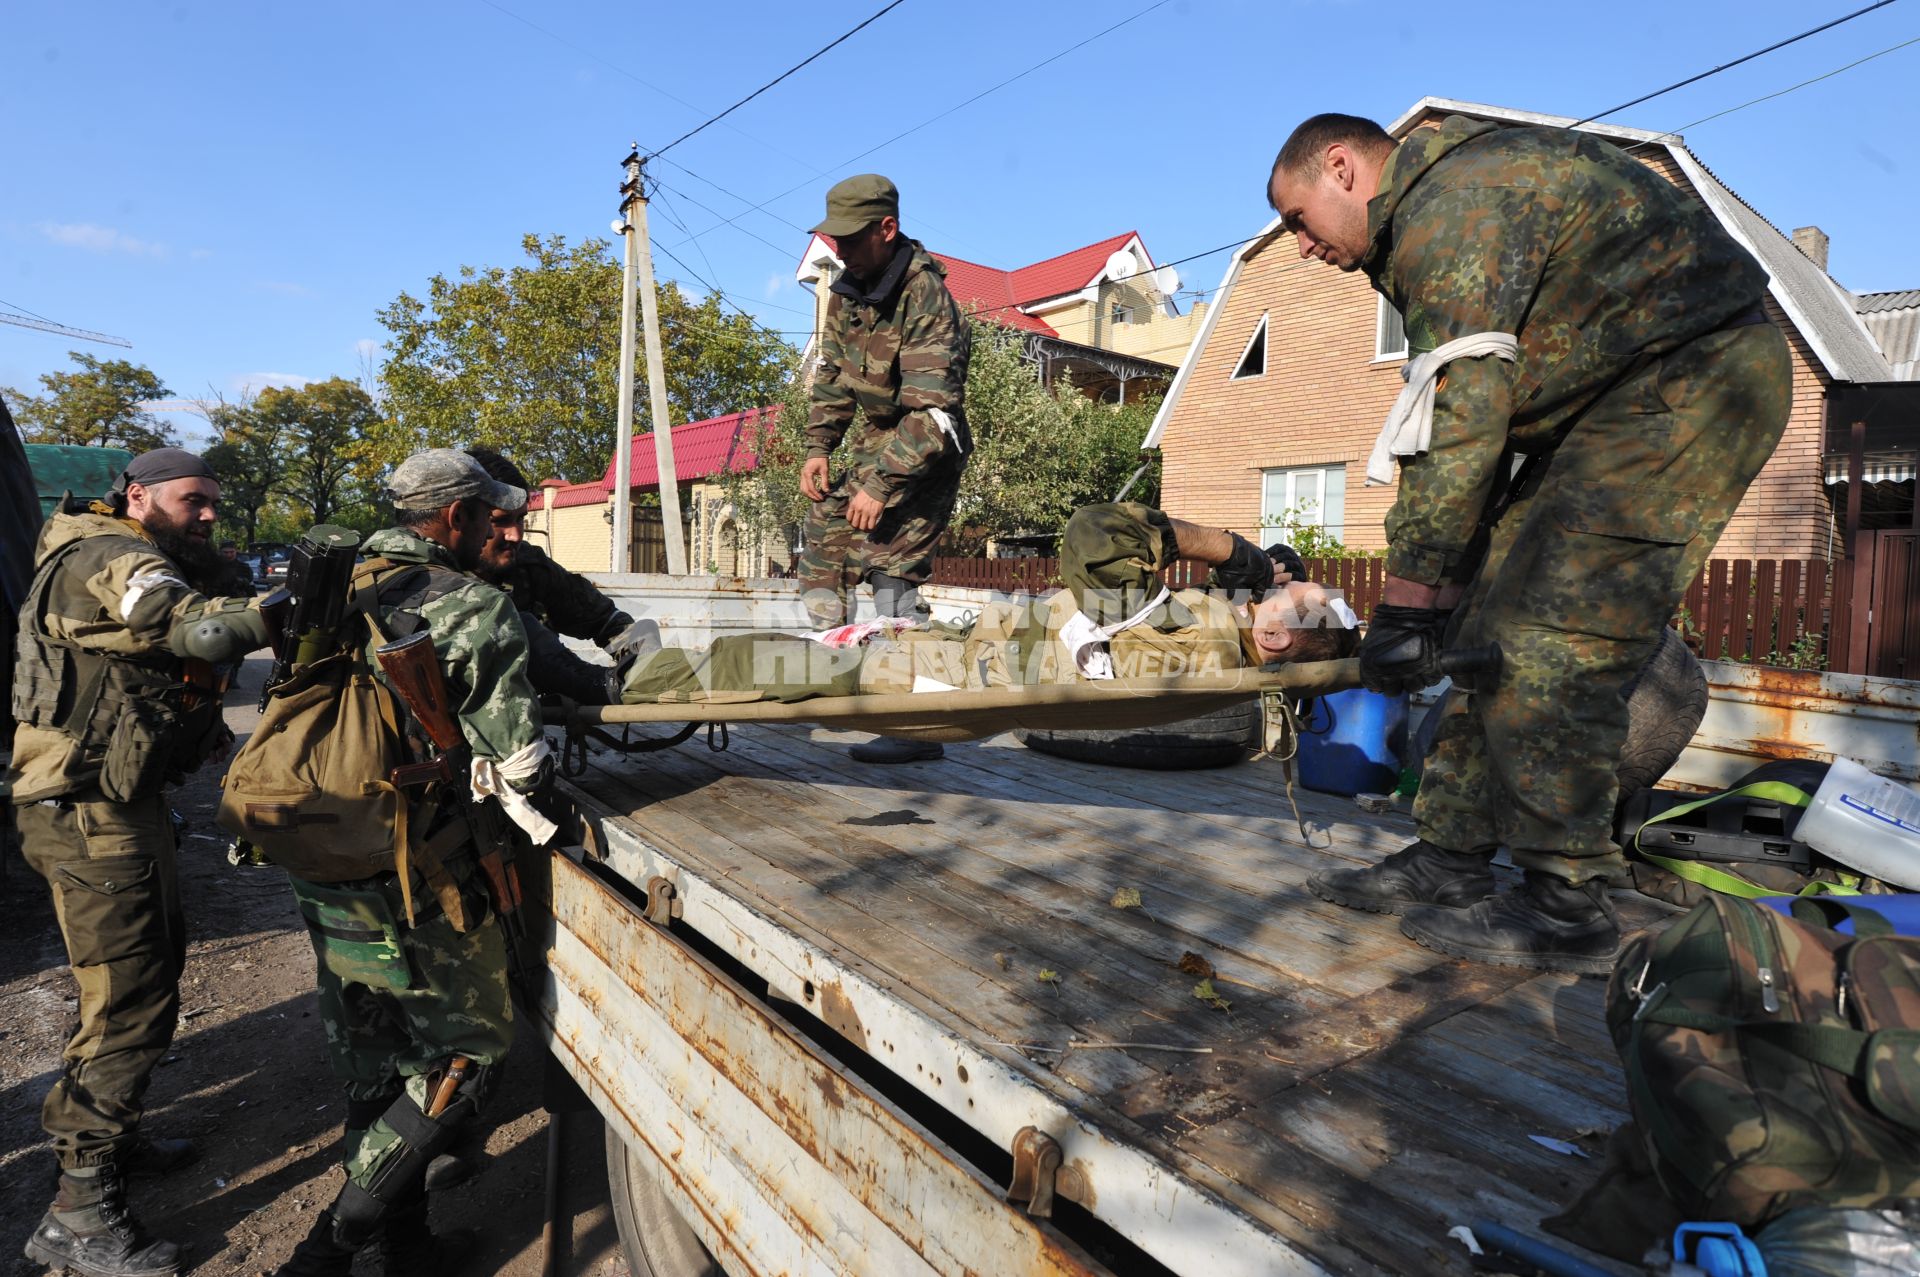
1103, 248, 1138, 282
1153, 265, 1181, 297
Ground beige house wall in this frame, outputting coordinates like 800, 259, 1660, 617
543, 497, 612, 575
1036, 279, 1209, 367
1160, 147, 1836, 563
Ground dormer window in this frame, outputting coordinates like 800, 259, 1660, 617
1111, 303, 1134, 326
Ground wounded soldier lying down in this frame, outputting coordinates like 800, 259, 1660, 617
612, 502, 1360, 705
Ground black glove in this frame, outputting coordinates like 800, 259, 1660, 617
1211, 533, 1275, 597
1262, 541, 1307, 583
1358, 604, 1449, 693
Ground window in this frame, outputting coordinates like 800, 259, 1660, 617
1261, 464, 1347, 542
1231, 312, 1269, 380
1110, 302, 1134, 326
1376, 296, 1408, 360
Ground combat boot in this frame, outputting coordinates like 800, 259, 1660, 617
22, 1165, 181, 1277
1307, 839, 1495, 915
274, 1210, 358, 1277
1400, 870, 1622, 975
373, 1198, 477, 1276
121, 1134, 200, 1179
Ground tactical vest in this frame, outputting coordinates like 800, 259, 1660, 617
10, 533, 224, 801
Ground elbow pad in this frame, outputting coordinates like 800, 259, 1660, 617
168, 596, 274, 662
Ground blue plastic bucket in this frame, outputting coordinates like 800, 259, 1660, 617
1296, 687, 1409, 797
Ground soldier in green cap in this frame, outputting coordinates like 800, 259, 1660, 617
1268, 112, 1790, 974
12, 447, 275, 1277
275, 448, 545, 1276
802, 173, 973, 764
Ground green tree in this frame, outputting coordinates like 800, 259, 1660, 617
7, 351, 176, 450
373, 233, 795, 484
723, 321, 1163, 557
201, 390, 289, 547
258, 378, 379, 526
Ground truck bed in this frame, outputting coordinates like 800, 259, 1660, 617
556, 722, 1670, 1276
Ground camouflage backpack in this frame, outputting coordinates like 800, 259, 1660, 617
1607, 895, 1920, 1227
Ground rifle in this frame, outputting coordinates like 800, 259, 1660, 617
258, 525, 362, 710
373, 630, 533, 992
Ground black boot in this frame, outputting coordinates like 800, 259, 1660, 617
274, 1210, 358, 1277
1307, 839, 1495, 915
121, 1135, 200, 1180
22, 1166, 181, 1277
1401, 870, 1623, 975
373, 1198, 476, 1277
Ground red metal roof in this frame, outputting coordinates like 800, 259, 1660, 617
1007, 231, 1139, 306
600, 406, 776, 491
934, 252, 1057, 334
527, 480, 608, 510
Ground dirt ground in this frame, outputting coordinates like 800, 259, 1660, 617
0, 654, 631, 1277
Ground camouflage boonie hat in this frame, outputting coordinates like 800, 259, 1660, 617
812, 174, 899, 237
386, 448, 526, 512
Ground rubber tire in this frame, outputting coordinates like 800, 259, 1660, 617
1410, 625, 1708, 804
605, 1125, 724, 1277
1015, 696, 1261, 770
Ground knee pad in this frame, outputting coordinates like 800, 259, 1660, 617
331, 1063, 495, 1244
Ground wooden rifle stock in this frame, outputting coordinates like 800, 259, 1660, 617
375, 631, 465, 755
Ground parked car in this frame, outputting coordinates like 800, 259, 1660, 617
252, 544, 292, 589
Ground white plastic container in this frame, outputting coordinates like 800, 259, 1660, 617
1794, 758, 1920, 890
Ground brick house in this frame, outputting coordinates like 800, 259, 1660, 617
1145, 98, 1905, 560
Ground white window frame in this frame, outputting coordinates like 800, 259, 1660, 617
1260, 463, 1347, 542
1374, 296, 1408, 362
1231, 312, 1269, 381
1110, 302, 1134, 326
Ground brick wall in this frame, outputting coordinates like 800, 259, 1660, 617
1161, 146, 1838, 561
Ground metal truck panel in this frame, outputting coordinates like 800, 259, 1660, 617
538, 850, 1109, 1277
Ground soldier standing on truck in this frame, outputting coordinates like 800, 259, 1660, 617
1270, 112, 1789, 973
801, 173, 973, 764
276, 449, 546, 1276
465, 446, 659, 705
11, 448, 274, 1277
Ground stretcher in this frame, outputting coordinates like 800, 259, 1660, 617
557, 646, 1500, 759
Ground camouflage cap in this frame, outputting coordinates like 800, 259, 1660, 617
386, 447, 526, 513
811, 174, 899, 237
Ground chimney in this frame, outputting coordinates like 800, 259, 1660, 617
1791, 226, 1830, 273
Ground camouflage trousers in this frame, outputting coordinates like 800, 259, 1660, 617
1415, 321, 1791, 883
289, 869, 513, 1199
799, 445, 963, 630
17, 790, 186, 1170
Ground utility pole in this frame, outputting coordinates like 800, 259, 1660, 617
621, 152, 688, 574
612, 147, 640, 573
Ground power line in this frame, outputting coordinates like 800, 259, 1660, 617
1631, 31, 1920, 148
647, 0, 911, 159
1572, 0, 1900, 126
672, 0, 1175, 253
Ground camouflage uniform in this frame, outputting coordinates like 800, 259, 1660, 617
8, 506, 251, 1172
800, 239, 972, 629
287, 524, 537, 1250
1363, 116, 1790, 881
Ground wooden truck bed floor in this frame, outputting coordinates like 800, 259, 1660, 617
563, 722, 1671, 1276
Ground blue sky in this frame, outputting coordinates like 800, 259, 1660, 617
4, 0, 1915, 446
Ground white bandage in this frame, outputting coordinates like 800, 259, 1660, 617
1060, 586, 1171, 681
470, 738, 557, 845
121, 569, 188, 620
1366, 332, 1519, 485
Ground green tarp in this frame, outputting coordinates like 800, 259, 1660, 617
25, 443, 133, 521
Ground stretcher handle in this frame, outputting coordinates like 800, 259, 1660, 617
1436, 642, 1502, 685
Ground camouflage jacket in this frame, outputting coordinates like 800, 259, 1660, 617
1361, 116, 1768, 584
807, 240, 972, 500
7, 507, 236, 802
487, 541, 628, 646
360, 528, 543, 778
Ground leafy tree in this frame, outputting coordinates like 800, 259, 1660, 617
258, 378, 379, 525
7, 351, 176, 450
373, 233, 795, 484
201, 390, 289, 547
723, 320, 1163, 557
